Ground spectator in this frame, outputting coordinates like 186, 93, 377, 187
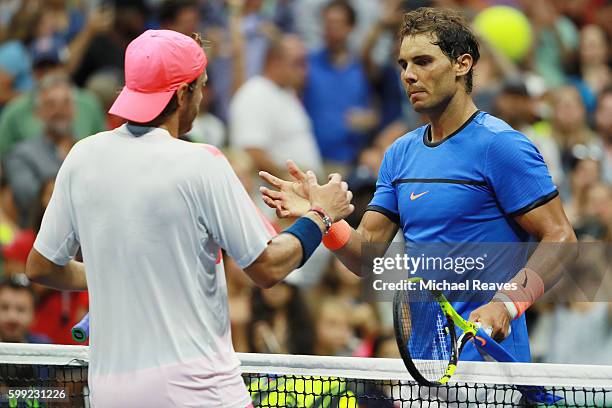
493, 78, 563, 185
0, 0, 21, 33
0, 274, 50, 344
204, 0, 280, 120
310, 259, 380, 356
8, 176, 89, 345
549, 85, 600, 175
294, 0, 384, 54
523, 0, 579, 88
303, 0, 375, 174
568, 25, 611, 115
4, 74, 75, 226
63, 6, 115, 76
248, 281, 315, 354
72, 0, 148, 87
575, 183, 611, 240
85, 70, 125, 130
39, 0, 86, 44
230, 35, 323, 176
0, 36, 106, 158
564, 158, 602, 225
1, 227, 35, 277
313, 297, 356, 356
360, 0, 404, 131
0, 166, 19, 247
0, 5, 36, 109
596, 87, 612, 183
373, 332, 400, 359
158, 0, 200, 36
185, 75, 226, 146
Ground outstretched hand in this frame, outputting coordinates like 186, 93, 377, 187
259, 160, 311, 218
305, 171, 354, 222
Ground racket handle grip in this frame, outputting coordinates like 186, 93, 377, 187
72, 313, 89, 343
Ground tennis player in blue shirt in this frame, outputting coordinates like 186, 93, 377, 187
260, 7, 576, 363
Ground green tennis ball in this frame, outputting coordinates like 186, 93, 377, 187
473, 6, 533, 62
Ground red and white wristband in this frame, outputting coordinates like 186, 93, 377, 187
493, 267, 545, 320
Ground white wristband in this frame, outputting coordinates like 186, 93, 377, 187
493, 293, 518, 320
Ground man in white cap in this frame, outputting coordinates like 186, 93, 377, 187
26, 30, 354, 407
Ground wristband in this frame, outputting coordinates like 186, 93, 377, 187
496, 267, 544, 319
492, 292, 519, 320
322, 220, 351, 251
283, 216, 323, 267
309, 206, 332, 234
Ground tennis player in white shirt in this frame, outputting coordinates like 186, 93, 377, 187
25, 30, 353, 408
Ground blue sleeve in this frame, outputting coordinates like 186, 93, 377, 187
485, 131, 558, 216
367, 147, 400, 223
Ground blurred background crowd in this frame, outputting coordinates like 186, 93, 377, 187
0, 0, 610, 366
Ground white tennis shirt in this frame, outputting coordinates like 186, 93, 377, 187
34, 124, 275, 407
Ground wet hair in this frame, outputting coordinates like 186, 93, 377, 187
399, 7, 480, 93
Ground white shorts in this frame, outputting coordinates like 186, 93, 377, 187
89, 359, 252, 408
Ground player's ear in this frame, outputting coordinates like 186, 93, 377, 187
455, 53, 473, 80
175, 83, 190, 107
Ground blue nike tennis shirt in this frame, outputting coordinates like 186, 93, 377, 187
368, 111, 558, 362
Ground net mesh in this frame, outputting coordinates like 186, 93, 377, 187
0, 344, 611, 407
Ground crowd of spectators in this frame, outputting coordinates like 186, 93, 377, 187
0, 0, 610, 365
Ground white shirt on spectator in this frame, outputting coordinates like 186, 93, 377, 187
34, 124, 275, 408
229, 76, 323, 174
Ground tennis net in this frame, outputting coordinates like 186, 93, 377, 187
0, 343, 611, 407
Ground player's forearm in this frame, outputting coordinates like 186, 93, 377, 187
26, 252, 87, 291
331, 228, 367, 276
524, 224, 578, 289
329, 211, 399, 277
494, 223, 577, 319
246, 213, 326, 288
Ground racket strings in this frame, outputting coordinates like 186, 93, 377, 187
400, 288, 453, 383
435, 313, 450, 362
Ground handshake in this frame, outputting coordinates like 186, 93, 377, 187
259, 160, 355, 224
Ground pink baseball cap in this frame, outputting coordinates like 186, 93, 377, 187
109, 30, 207, 123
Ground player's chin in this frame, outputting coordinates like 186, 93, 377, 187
411, 102, 428, 113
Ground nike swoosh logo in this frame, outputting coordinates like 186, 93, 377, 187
521, 272, 529, 288
410, 191, 429, 200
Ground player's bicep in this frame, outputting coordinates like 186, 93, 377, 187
514, 196, 575, 241
34, 168, 80, 265
26, 247, 61, 280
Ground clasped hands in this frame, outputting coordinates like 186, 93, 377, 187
259, 160, 354, 223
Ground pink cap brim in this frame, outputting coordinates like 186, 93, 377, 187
109, 86, 176, 123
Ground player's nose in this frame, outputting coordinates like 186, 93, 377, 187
402, 67, 418, 85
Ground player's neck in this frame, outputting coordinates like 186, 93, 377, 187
427, 92, 477, 144
159, 115, 180, 139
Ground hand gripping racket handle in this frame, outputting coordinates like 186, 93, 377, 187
473, 328, 562, 405
71, 313, 89, 343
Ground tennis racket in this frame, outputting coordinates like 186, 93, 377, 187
393, 277, 561, 404
393, 276, 478, 386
